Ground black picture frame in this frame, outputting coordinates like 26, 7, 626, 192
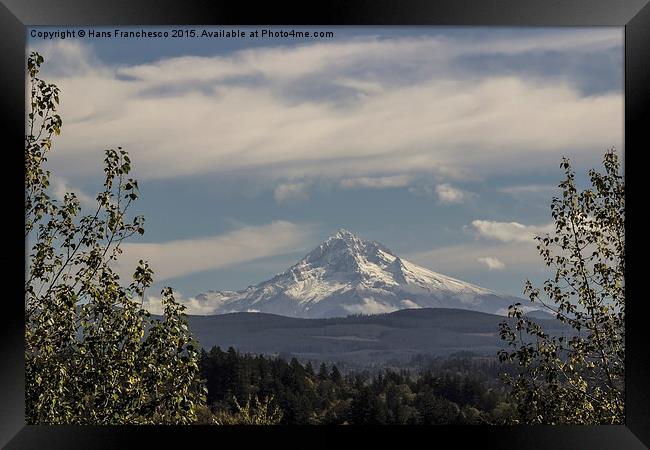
1, 0, 648, 448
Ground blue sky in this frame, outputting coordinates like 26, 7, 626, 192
27, 26, 623, 312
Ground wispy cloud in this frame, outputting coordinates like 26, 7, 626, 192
339, 175, 413, 190
435, 183, 474, 204
498, 184, 557, 196
115, 221, 312, 281
497, 184, 560, 206
477, 256, 506, 271
274, 182, 309, 204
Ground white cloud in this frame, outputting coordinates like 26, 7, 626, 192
333, 78, 384, 95
400, 299, 422, 309
477, 256, 506, 271
114, 220, 312, 281
274, 182, 309, 204
33, 34, 623, 187
339, 175, 413, 190
343, 298, 398, 315
471, 219, 554, 243
435, 183, 474, 204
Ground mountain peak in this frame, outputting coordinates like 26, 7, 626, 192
301, 229, 367, 273
330, 228, 363, 246
198, 230, 516, 318
315, 229, 393, 261
334, 228, 357, 239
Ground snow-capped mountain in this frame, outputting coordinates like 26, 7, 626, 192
196, 229, 521, 318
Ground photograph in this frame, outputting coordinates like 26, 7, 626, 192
23, 24, 627, 427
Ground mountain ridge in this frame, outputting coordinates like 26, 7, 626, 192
181, 307, 569, 365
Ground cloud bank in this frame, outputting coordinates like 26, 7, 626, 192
31, 32, 622, 192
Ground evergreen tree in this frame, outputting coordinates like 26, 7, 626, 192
331, 364, 342, 384
305, 361, 315, 377
198, 346, 512, 424
318, 362, 329, 381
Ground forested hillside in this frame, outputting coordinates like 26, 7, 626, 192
197, 346, 518, 425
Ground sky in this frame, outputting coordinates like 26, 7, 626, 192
27, 26, 624, 313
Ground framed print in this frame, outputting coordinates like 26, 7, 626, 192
2, 0, 649, 448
